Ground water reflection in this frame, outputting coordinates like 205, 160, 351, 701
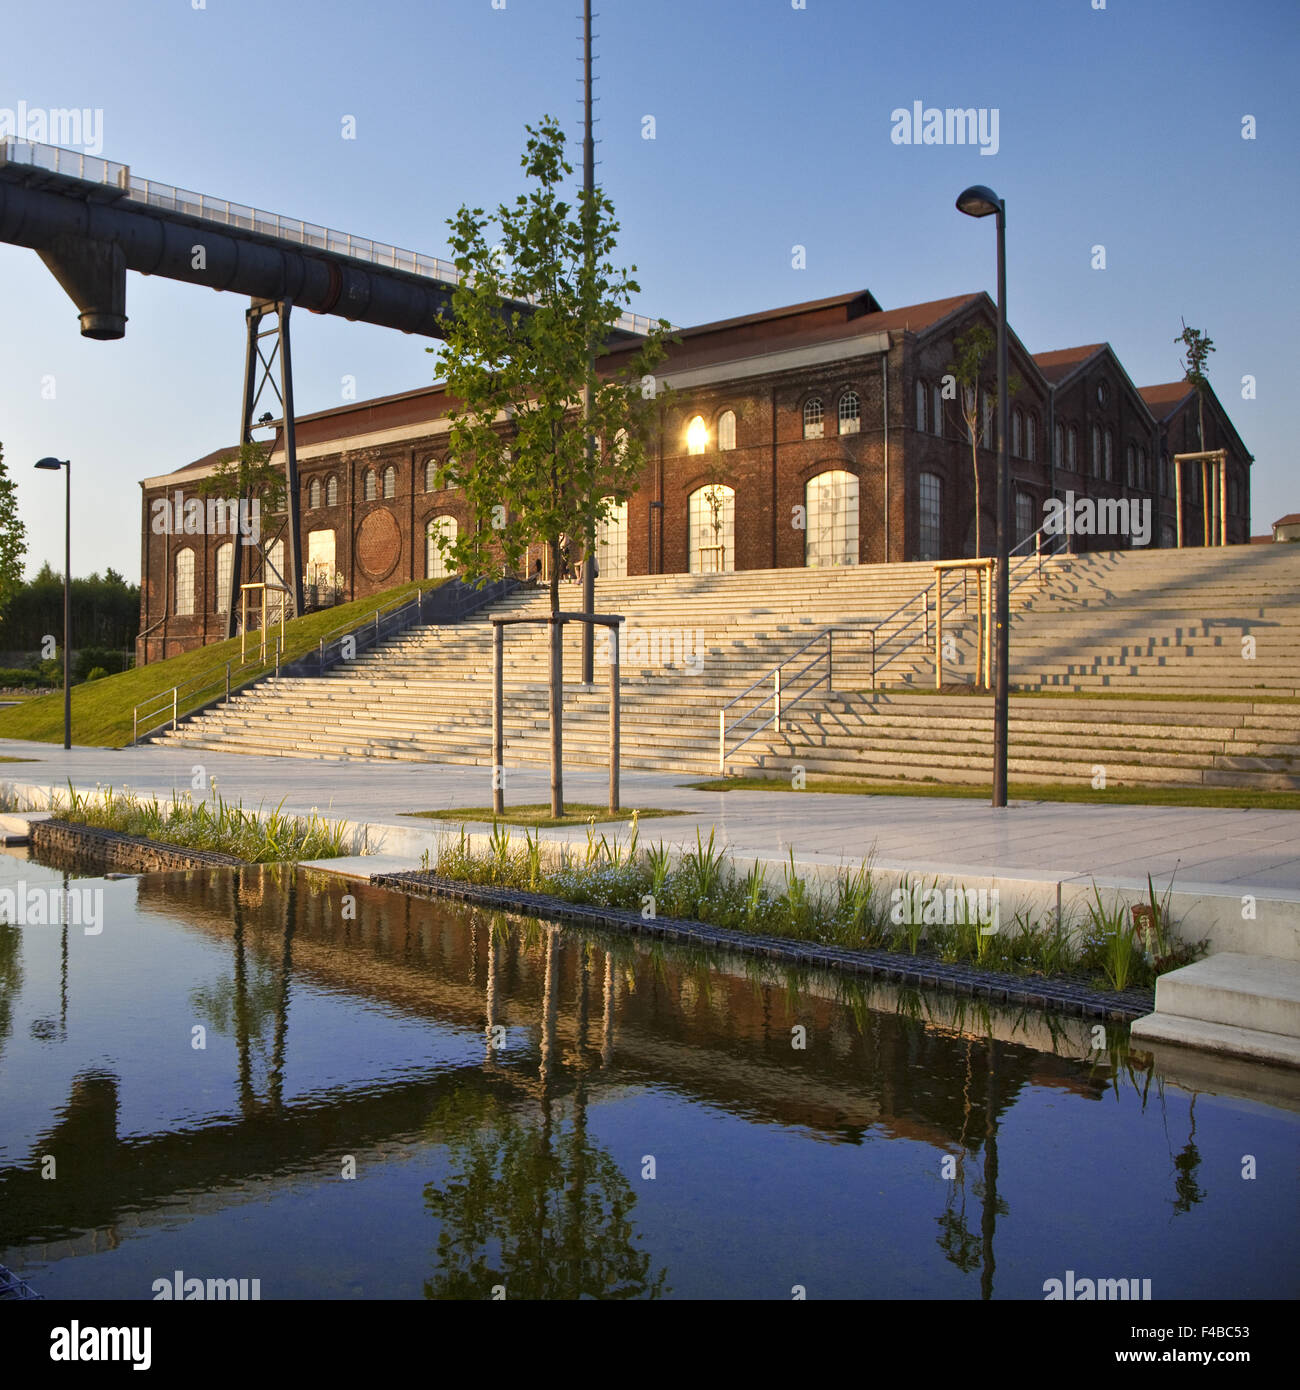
0, 858, 1295, 1300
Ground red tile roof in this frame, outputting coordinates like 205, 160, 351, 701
1139, 381, 1195, 419
1032, 344, 1106, 384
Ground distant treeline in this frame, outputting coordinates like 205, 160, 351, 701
0, 563, 140, 653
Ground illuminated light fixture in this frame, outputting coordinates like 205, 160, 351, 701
686, 415, 708, 454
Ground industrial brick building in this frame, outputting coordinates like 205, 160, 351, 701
137, 287, 1253, 661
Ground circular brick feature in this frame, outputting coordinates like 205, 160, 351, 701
356, 508, 402, 580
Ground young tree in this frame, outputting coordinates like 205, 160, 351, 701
1175, 319, 1215, 451
947, 326, 1021, 558
0, 442, 28, 617
430, 116, 671, 816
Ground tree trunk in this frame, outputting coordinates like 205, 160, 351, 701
549, 540, 563, 819
971, 438, 982, 558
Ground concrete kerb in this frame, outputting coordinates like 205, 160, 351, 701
5, 774, 1298, 963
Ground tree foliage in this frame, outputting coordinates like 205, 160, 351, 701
947, 324, 1020, 558
1175, 319, 1215, 451
428, 116, 672, 614
0, 442, 28, 616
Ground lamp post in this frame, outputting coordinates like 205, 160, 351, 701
956, 185, 1009, 808
33, 457, 72, 750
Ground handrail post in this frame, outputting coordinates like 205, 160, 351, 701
132, 707, 137, 746
775, 666, 781, 734
275, 636, 281, 678
492, 621, 504, 816
718, 708, 725, 776
870, 629, 876, 691
172, 687, 178, 732
935, 572, 944, 689
608, 621, 620, 813
225, 662, 231, 703
827, 628, 833, 692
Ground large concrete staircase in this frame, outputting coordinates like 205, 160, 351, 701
150, 544, 1300, 790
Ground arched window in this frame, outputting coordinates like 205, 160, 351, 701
805, 470, 859, 568
1011, 408, 1023, 457
174, 549, 195, 616
1139, 447, 1149, 490
838, 392, 860, 436
1026, 414, 1036, 462
803, 397, 824, 440
1091, 425, 1101, 477
981, 393, 994, 448
214, 543, 233, 614
1055, 422, 1064, 468
363, 469, 378, 502
596, 496, 628, 579
426, 516, 457, 578
1126, 444, 1136, 488
308, 478, 322, 510
717, 410, 737, 451
686, 414, 707, 455
1068, 426, 1078, 471
931, 383, 943, 437
382, 465, 397, 499
918, 474, 942, 561
610, 429, 629, 462
425, 457, 439, 491
1104, 428, 1114, 482
1016, 491, 1035, 545
326, 475, 338, 507
915, 380, 927, 432
688, 484, 735, 573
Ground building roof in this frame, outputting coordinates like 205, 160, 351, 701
1275, 513, 1300, 528
1139, 381, 1196, 420
1032, 344, 1106, 385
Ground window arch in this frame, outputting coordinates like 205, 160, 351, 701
363, 469, 378, 502
215, 543, 233, 614
326, 475, 338, 507
382, 465, 397, 499
686, 414, 707, 455
688, 484, 735, 573
425, 457, 439, 492
308, 478, 322, 510
1026, 413, 1036, 462
803, 397, 824, 440
426, 515, 458, 578
838, 392, 860, 436
1104, 428, 1114, 482
915, 380, 927, 432
918, 474, 942, 561
805, 470, 859, 568
717, 410, 737, 451
174, 549, 195, 616
1068, 426, 1078, 471
596, 496, 628, 578
1011, 408, 1023, 458
1091, 425, 1101, 477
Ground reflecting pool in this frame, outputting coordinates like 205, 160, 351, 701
1, 849, 1296, 1300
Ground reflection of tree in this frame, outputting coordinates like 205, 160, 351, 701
0, 921, 22, 1057
1170, 1095, 1205, 1216
936, 1039, 981, 1274
423, 1083, 666, 1300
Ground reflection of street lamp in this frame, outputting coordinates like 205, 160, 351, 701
956, 185, 1010, 808
34, 457, 71, 750
686, 416, 708, 453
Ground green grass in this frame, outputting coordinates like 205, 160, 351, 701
405, 802, 682, 828
686, 776, 1300, 811
0, 579, 446, 749
45, 782, 353, 862
426, 819, 1203, 990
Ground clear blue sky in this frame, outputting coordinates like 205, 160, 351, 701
2, 0, 1296, 578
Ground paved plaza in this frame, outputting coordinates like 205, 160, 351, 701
2, 738, 1298, 898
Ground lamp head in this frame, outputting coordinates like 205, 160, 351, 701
34, 457, 68, 470
956, 184, 1002, 219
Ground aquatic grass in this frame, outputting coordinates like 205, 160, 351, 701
51, 780, 352, 862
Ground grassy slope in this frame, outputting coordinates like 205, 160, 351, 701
0, 579, 444, 750
687, 776, 1300, 811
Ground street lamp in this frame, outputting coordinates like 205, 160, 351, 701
34, 457, 72, 750
956, 184, 1010, 808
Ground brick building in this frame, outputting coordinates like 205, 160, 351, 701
137, 287, 1254, 661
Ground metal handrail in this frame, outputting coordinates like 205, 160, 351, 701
716, 519, 1074, 769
